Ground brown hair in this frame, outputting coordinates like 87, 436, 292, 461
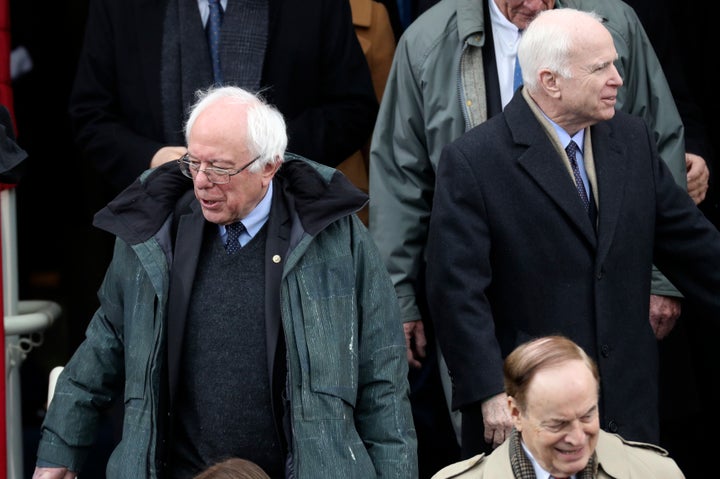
503, 335, 599, 411
193, 458, 271, 479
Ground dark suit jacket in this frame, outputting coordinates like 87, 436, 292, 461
70, 0, 377, 193
426, 89, 720, 444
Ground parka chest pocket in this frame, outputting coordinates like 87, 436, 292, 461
292, 256, 360, 419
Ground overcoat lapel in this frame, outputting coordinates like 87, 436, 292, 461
517, 143, 598, 246
507, 96, 598, 247
263, 182, 291, 395
591, 120, 628, 267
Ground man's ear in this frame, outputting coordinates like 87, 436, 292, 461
261, 157, 282, 185
539, 69, 561, 98
508, 395, 524, 431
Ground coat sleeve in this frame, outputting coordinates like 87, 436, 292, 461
35, 241, 129, 472
352, 216, 418, 477
648, 123, 720, 318
425, 142, 504, 409
605, 3, 686, 298
368, 35, 434, 323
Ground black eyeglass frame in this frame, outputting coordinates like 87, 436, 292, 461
177, 153, 261, 184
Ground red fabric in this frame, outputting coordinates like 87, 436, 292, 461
0, 0, 14, 127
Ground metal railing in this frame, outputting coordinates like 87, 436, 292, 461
2, 188, 62, 479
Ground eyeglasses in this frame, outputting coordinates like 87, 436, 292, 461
177, 154, 261, 185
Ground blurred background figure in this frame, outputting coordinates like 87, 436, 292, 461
337, 0, 397, 225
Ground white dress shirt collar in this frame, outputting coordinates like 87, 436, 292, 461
489, 0, 523, 109
198, 0, 229, 25
219, 180, 273, 247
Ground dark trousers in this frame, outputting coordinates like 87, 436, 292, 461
658, 305, 717, 478
410, 320, 461, 478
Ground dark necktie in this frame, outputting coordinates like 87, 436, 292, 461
225, 221, 245, 254
565, 140, 590, 211
566, 140, 598, 227
206, 0, 224, 85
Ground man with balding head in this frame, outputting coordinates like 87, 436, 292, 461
433, 336, 685, 478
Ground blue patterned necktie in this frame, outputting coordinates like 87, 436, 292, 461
513, 55, 523, 91
513, 30, 523, 91
565, 140, 591, 212
225, 221, 245, 254
206, 0, 224, 85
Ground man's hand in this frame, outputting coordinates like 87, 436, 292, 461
403, 320, 427, 369
150, 145, 188, 169
686, 153, 709, 205
33, 467, 76, 479
481, 392, 513, 448
649, 294, 681, 340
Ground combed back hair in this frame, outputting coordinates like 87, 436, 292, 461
184, 86, 287, 173
193, 458, 270, 479
504, 335, 600, 411
518, 9, 604, 91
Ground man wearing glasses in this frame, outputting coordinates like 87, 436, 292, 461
33, 86, 417, 479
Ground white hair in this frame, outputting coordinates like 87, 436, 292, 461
184, 86, 287, 172
518, 9, 604, 91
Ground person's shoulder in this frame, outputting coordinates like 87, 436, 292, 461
602, 109, 647, 134
455, 112, 506, 146
560, 0, 635, 17
408, 0, 461, 30
596, 431, 686, 478
559, 0, 640, 33
431, 453, 487, 479
586, 107, 644, 142
398, 0, 462, 52
278, 153, 336, 188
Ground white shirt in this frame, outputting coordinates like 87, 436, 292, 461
489, 0, 523, 109
197, 0, 229, 25
219, 181, 273, 248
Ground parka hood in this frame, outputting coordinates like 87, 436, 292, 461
93, 153, 368, 245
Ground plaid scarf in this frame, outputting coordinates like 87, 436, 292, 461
508, 429, 597, 479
